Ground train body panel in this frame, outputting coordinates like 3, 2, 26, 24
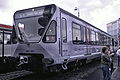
0, 45, 12, 57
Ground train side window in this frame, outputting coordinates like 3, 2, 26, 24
86, 28, 90, 44
90, 30, 96, 45
0, 32, 11, 44
4, 33, 11, 44
104, 36, 107, 45
81, 26, 84, 44
111, 38, 113, 46
96, 32, 99, 45
98, 33, 101, 45
43, 20, 57, 43
83, 27, 86, 43
103, 35, 105, 45
108, 37, 111, 45
101, 34, 104, 45
72, 22, 82, 44
61, 18, 67, 43
98, 33, 102, 45
107, 37, 109, 45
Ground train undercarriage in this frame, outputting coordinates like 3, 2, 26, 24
15, 53, 101, 73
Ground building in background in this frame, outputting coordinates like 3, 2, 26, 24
107, 18, 120, 44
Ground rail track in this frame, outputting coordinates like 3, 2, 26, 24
0, 70, 33, 80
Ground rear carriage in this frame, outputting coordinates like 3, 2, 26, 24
0, 24, 12, 57
0, 24, 14, 72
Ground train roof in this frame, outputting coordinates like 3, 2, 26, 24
0, 24, 13, 31
13, 4, 113, 38
59, 7, 112, 37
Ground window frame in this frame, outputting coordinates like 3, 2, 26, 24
95, 32, 99, 45
90, 30, 96, 45
86, 28, 90, 44
61, 17, 67, 43
72, 22, 82, 45
42, 20, 57, 43
0, 30, 12, 44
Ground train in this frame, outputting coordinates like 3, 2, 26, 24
0, 24, 14, 73
0, 24, 12, 57
7, 4, 118, 72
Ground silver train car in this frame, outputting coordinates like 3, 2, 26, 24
10, 4, 117, 72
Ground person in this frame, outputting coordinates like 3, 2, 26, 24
116, 46, 120, 67
106, 45, 114, 73
101, 47, 111, 80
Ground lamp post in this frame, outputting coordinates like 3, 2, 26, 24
74, 7, 80, 17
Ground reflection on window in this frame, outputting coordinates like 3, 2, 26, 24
43, 20, 56, 43
96, 33, 99, 44
16, 16, 45, 42
108, 37, 112, 45
86, 28, 90, 43
99, 34, 104, 45
83, 27, 86, 42
91, 31, 95, 41
0, 32, 11, 44
4, 34, 11, 44
90, 30, 96, 44
72, 22, 82, 44
104, 36, 107, 45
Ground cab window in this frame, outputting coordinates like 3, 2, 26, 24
43, 20, 57, 43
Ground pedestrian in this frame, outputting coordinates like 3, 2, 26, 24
106, 45, 114, 73
101, 47, 111, 80
116, 46, 120, 67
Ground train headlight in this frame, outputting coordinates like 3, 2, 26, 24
42, 58, 54, 65
20, 56, 24, 60
20, 56, 28, 64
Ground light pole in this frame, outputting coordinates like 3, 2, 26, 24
74, 7, 80, 17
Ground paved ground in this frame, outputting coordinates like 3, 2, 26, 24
84, 68, 103, 80
84, 55, 118, 80
111, 67, 120, 80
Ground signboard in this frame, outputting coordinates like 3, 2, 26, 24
15, 7, 45, 19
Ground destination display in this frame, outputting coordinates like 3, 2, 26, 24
15, 8, 45, 19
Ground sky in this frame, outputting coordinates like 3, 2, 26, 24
0, 0, 120, 32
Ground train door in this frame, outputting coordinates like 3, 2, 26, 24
60, 13, 69, 56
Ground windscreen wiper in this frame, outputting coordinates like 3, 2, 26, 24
18, 27, 28, 43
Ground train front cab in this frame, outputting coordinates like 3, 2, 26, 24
12, 4, 64, 72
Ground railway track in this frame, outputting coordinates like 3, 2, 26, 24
0, 70, 33, 80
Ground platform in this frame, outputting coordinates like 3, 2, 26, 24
111, 67, 120, 80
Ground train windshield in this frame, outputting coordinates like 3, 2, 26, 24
14, 4, 56, 42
